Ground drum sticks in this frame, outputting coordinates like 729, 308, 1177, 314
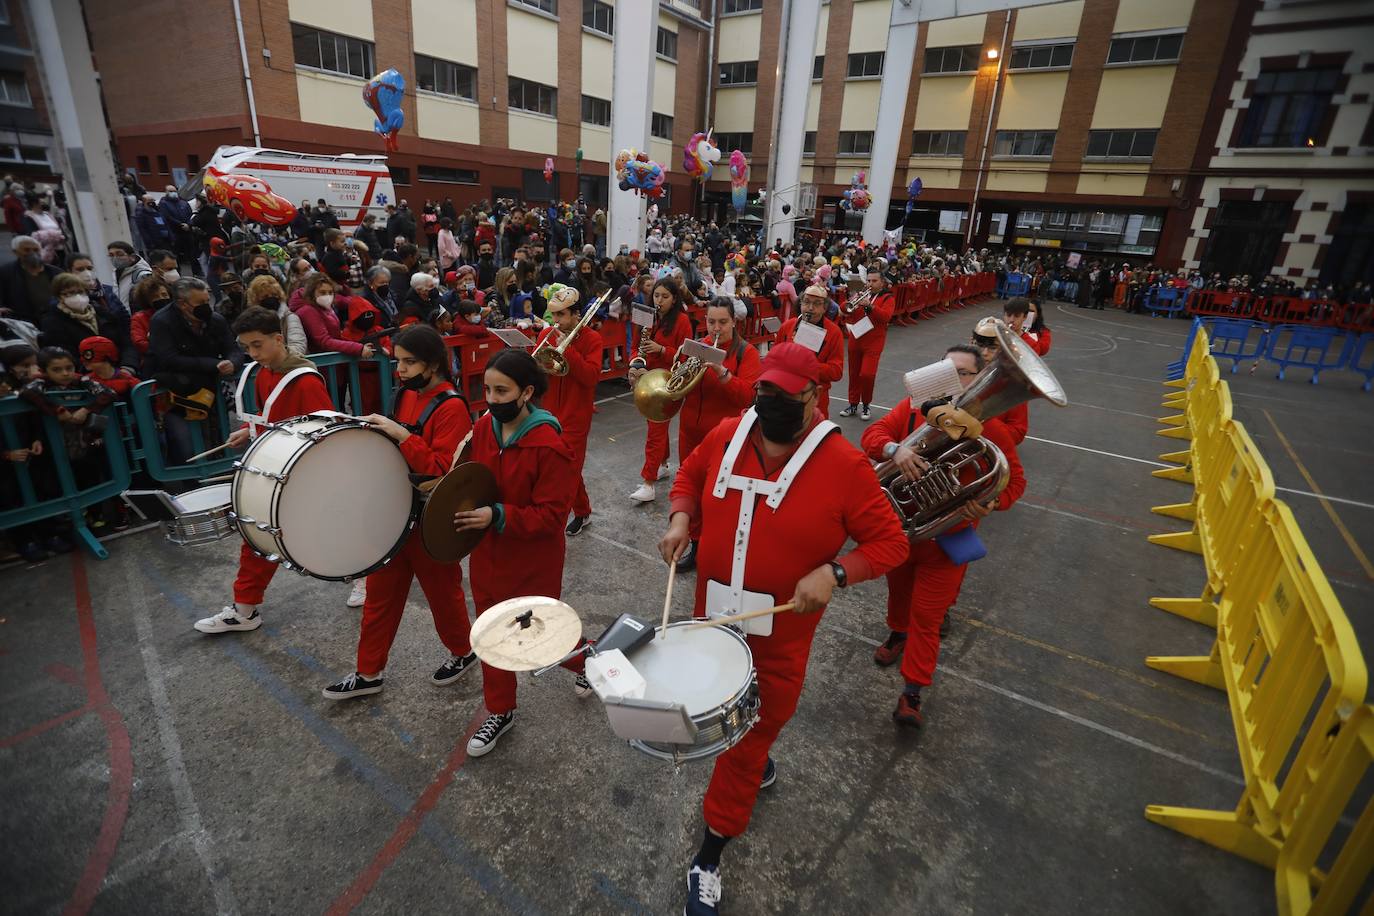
659, 560, 677, 640
185, 441, 232, 463
685, 603, 797, 631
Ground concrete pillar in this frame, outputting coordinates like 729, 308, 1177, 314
608, 0, 659, 256
764, 0, 822, 247
25, 0, 131, 280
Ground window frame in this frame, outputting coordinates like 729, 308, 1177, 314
803, 131, 816, 155
417, 164, 480, 185
910, 130, 967, 157
923, 44, 980, 75
581, 94, 611, 127
846, 51, 885, 79
508, 76, 558, 117
993, 129, 1057, 158
1008, 41, 1075, 72
510, 0, 557, 14
582, 0, 613, 36
714, 132, 753, 156
1084, 128, 1158, 160
837, 130, 874, 157
1236, 68, 1341, 149
414, 54, 477, 102
813, 56, 824, 81
0, 70, 30, 107
291, 23, 375, 79
718, 60, 759, 87
721, 0, 762, 14
656, 27, 677, 62
651, 112, 674, 141
1105, 31, 1184, 67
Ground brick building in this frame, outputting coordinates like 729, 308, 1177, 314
0, 0, 58, 186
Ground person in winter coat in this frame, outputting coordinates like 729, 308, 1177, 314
246, 274, 307, 356
158, 187, 200, 276
289, 273, 375, 360
108, 241, 153, 308
37, 273, 127, 371
134, 197, 173, 252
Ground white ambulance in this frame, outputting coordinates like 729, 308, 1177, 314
179, 146, 397, 229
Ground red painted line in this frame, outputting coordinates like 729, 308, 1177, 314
324, 709, 488, 916
62, 554, 134, 916
0, 704, 92, 749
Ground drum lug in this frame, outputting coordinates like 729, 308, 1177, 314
254, 522, 281, 535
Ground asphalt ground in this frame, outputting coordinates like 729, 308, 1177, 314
2, 299, 1370, 915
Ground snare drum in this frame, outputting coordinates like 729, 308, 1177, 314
625, 621, 760, 762
164, 483, 234, 546
230, 413, 417, 580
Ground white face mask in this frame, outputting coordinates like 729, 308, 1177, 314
62, 293, 90, 309
316, 293, 335, 308
467, 314, 482, 324
161, 268, 181, 282
76, 269, 96, 288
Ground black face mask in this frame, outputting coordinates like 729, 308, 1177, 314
193, 303, 213, 323
488, 397, 524, 424
754, 392, 806, 443
253, 268, 271, 276
400, 372, 431, 391
261, 295, 281, 310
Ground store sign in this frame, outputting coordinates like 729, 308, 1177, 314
1014, 237, 1061, 248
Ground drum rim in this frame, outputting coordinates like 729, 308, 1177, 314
633, 620, 759, 743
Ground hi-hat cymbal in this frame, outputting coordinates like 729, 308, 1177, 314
470, 596, 583, 671
421, 460, 498, 563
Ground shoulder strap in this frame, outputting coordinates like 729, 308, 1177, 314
765, 420, 839, 508
260, 367, 323, 422
399, 387, 468, 436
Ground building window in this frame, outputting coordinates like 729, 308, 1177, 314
415, 54, 476, 101
508, 77, 557, 116
813, 56, 824, 80
722, 0, 762, 12
838, 131, 874, 156
924, 45, 980, 74
1202, 200, 1292, 280
1085, 128, 1157, 159
1046, 210, 1069, 227
389, 166, 411, 185
0, 71, 30, 107
581, 94, 610, 127
136, 156, 151, 175
1106, 32, 1183, 65
1238, 68, 1341, 149
847, 52, 885, 79
656, 27, 677, 61
651, 112, 674, 140
715, 132, 753, 155
418, 165, 478, 184
583, 0, 612, 35
803, 131, 816, 155
512, 0, 556, 13
1087, 211, 1127, 234
910, 130, 966, 156
0, 2, 9, 26
1009, 42, 1074, 70
291, 24, 375, 78
1016, 211, 1044, 229
156, 154, 169, 174
718, 61, 758, 86
188, 153, 201, 173
994, 129, 1056, 157
1320, 203, 1374, 287
0, 144, 48, 165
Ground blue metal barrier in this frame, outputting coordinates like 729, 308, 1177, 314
1348, 332, 1374, 392
1144, 287, 1189, 319
1004, 273, 1031, 298
1262, 324, 1349, 384
1165, 317, 1204, 381
0, 392, 133, 558
1204, 318, 1269, 374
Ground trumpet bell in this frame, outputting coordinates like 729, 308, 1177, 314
535, 348, 570, 377
633, 368, 683, 421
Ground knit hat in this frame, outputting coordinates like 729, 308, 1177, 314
79, 336, 118, 365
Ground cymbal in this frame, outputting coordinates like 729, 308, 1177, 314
470, 596, 583, 671
421, 460, 498, 563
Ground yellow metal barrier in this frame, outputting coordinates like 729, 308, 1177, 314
1275, 704, 1373, 916
1150, 357, 1233, 539
1144, 500, 1368, 868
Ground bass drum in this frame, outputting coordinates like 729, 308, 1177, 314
230, 413, 416, 581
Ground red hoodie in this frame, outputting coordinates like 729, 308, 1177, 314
536, 323, 604, 437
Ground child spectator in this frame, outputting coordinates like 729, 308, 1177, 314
0, 341, 37, 396
79, 336, 141, 399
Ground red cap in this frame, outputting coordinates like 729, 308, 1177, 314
757, 341, 820, 395
210, 237, 227, 256
79, 336, 118, 365
444, 270, 458, 284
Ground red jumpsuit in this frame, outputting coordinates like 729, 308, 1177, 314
845, 290, 895, 406
537, 323, 604, 519
341, 297, 388, 416
1021, 328, 1052, 357
356, 385, 474, 675
774, 317, 844, 419
232, 365, 334, 606
860, 400, 1025, 689
676, 336, 760, 463
638, 310, 693, 483
468, 410, 580, 715
670, 415, 908, 837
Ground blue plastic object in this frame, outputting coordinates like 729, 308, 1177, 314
1262, 324, 1348, 384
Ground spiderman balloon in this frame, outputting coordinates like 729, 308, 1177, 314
363, 69, 406, 152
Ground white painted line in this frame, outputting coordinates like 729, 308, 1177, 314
1018, 500, 1132, 530
131, 598, 241, 914
593, 390, 633, 406
587, 530, 661, 564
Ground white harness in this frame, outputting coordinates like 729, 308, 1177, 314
706, 408, 837, 635
234, 364, 323, 437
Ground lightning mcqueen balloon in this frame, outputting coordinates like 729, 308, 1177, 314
202, 168, 298, 226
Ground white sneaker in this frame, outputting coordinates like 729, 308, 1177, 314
656, 463, 671, 481
630, 482, 656, 503
346, 580, 367, 608
194, 605, 262, 634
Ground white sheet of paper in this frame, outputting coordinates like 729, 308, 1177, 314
492, 328, 535, 348
848, 315, 874, 338
761, 316, 782, 333
793, 320, 826, 353
681, 339, 725, 365
632, 305, 656, 328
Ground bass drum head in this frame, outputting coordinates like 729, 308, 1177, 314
275, 425, 414, 578
631, 623, 753, 717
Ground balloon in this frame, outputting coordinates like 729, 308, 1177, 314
840, 169, 871, 212
781, 203, 792, 216
725, 252, 746, 272
682, 132, 721, 181
543, 157, 555, 184
728, 149, 749, 215
615, 148, 665, 198
905, 177, 924, 216
363, 69, 406, 152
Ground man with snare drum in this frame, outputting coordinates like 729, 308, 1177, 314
658, 342, 908, 916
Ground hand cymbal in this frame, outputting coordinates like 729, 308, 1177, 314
421, 460, 498, 563
469, 596, 583, 671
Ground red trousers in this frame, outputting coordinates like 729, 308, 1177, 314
565, 424, 592, 517
846, 338, 882, 405
885, 538, 967, 687
703, 637, 809, 837
678, 423, 707, 539
356, 533, 472, 675
640, 418, 672, 483
233, 542, 279, 606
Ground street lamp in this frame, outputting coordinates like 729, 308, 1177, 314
986, 48, 999, 61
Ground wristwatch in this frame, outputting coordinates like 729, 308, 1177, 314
828, 561, 848, 588
882, 442, 899, 460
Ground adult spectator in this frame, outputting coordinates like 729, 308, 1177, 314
386, 201, 416, 245
148, 249, 181, 284
38, 273, 125, 368
354, 214, 383, 260
158, 186, 201, 276
437, 217, 459, 273
387, 243, 418, 301
321, 228, 351, 286
22, 196, 67, 264
0, 235, 61, 324
134, 195, 173, 253
288, 199, 311, 242
128, 275, 172, 365
362, 265, 397, 325
68, 252, 136, 368
2, 183, 25, 232
245, 274, 307, 355
290, 272, 374, 360
673, 236, 707, 299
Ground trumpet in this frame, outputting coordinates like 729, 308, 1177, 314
842, 288, 874, 316
633, 333, 717, 422
533, 291, 607, 377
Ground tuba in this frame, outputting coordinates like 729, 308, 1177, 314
873, 321, 1067, 541
533, 291, 606, 377
632, 333, 717, 422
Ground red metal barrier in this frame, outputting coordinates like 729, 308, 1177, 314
1335, 302, 1374, 334
1253, 296, 1342, 327
1187, 290, 1257, 320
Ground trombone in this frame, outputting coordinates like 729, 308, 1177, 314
533, 290, 607, 377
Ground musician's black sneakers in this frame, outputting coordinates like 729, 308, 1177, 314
684, 858, 723, 915
675, 540, 698, 573
467, 711, 515, 757
322, 672, 384, 700
860, 404, 872, 421
760, 756, 776, 789
432, 652, 478, 686
194, 605, 262, 634
838, 404, 858, 418
566, 514, 591, 537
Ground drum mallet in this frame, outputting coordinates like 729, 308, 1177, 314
685, 603, 797, 631
185, 441, 233, 463
659, 559, 676, 640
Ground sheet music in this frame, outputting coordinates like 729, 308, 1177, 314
491, 328, 535, 348
793, 320, 826, 353
681, 339, 725, 366
760, 316, 782, 333
848, 315, 874, 339
632, 304, 656, 328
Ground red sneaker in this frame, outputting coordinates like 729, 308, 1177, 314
892, 692, 924, 728
873, 631, 906, 667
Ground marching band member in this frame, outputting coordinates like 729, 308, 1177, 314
322, 325, 477, 700
659, 342, 908, 915
534, 285, 604, 537
1005, 297, 1052, 356
972, 317, 1027, 444
194, 307, 333, 634
860, 345, 1025, 728
454, 349, 589, 757
673, 297, 761, 572
837, 267, 895, 421
773, 284, 843, 419
628, 277, 693, 504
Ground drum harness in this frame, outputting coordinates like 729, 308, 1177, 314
233, 364, 324, 437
